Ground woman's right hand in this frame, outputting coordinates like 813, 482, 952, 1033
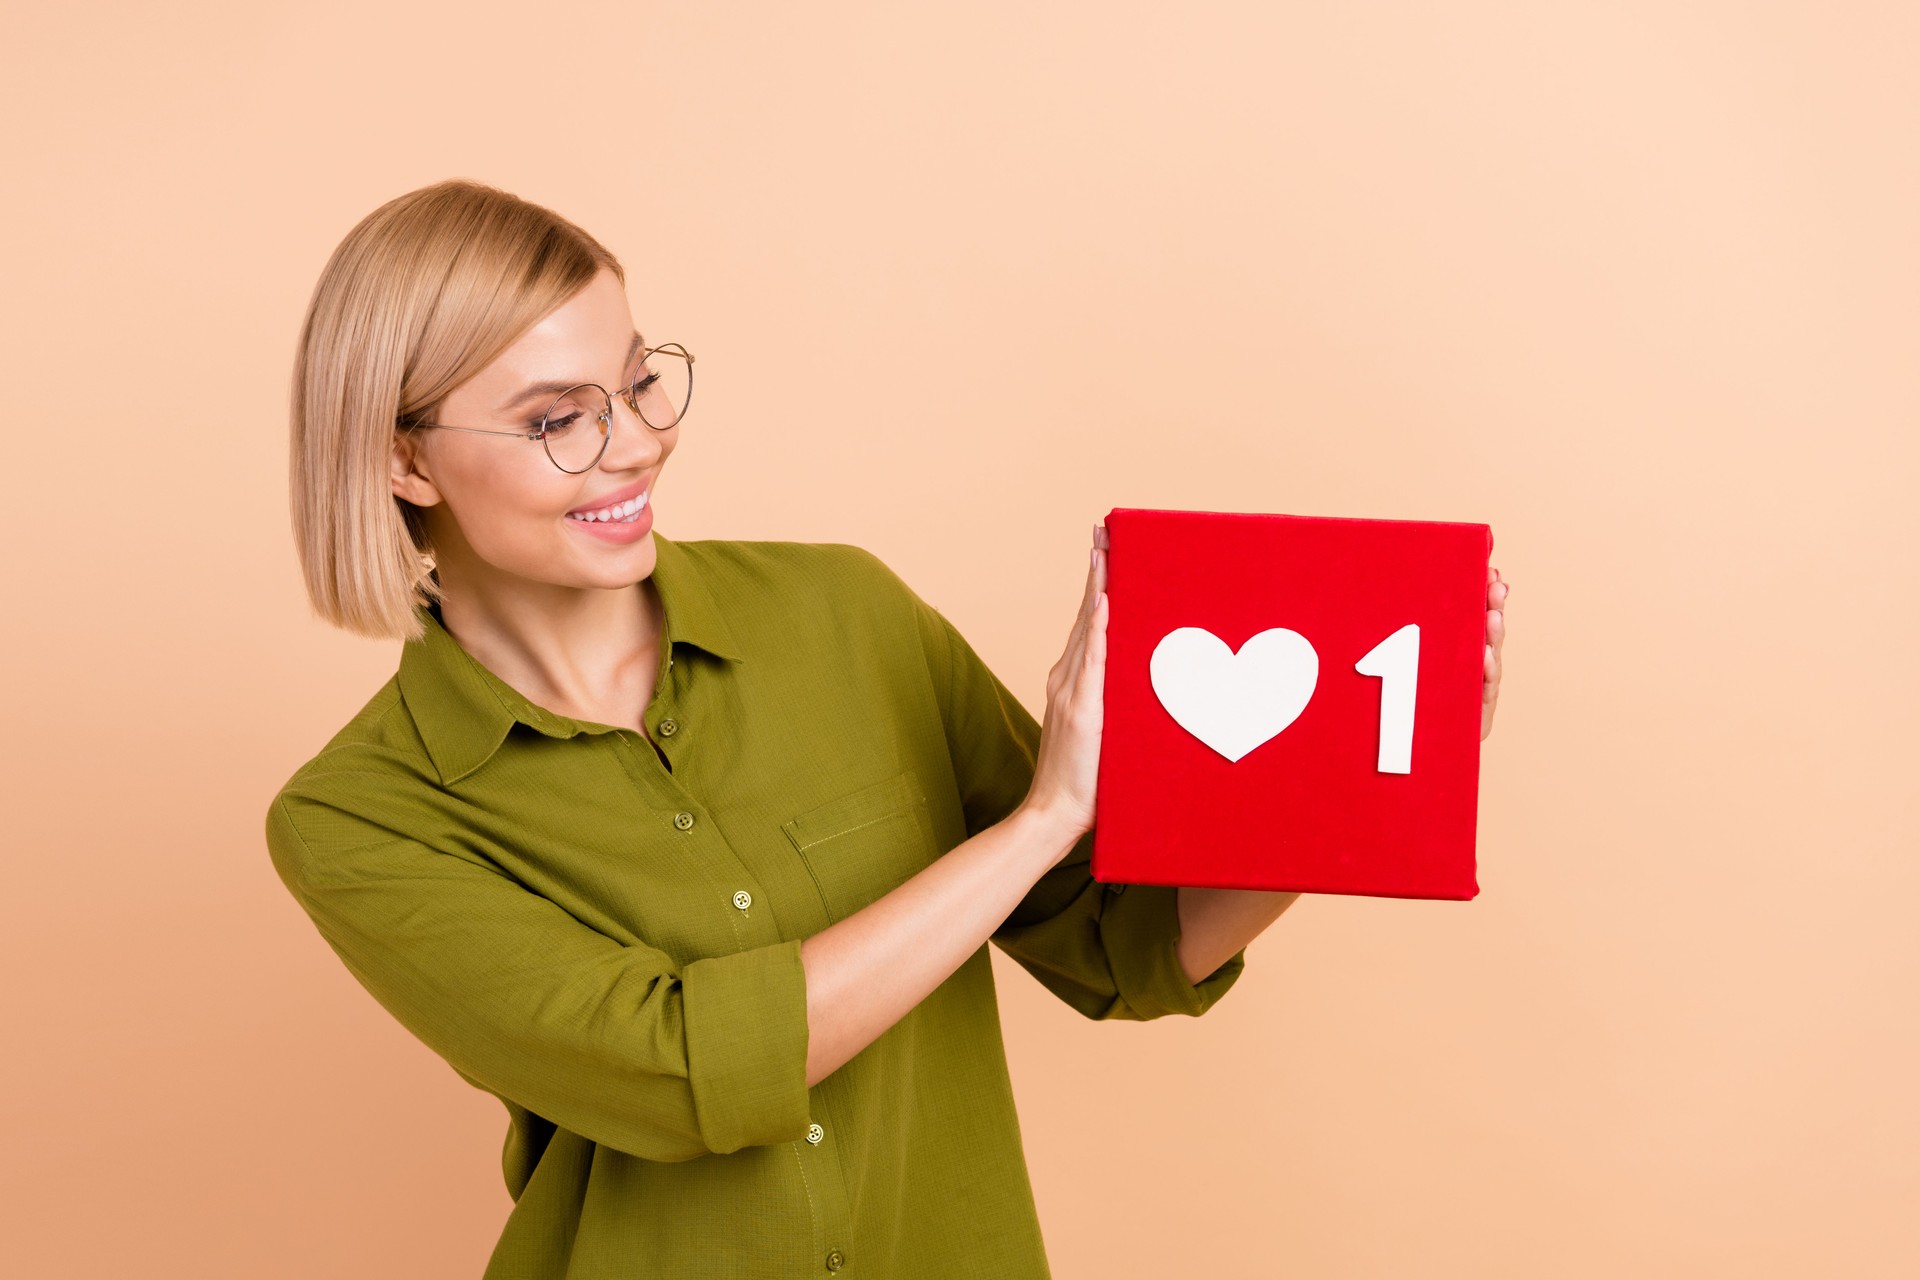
1018, 522, 1110, 850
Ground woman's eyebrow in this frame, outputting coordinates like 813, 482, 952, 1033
496, 331, 647, 412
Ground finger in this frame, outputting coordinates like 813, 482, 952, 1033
1061, 546, 1099, 677
1078, 545, 1110, 657
1070, 543, 1098, 626
1081, 592, 1108, 710
1086, 590, 1108, 671
1082, 591, 1113, 721
1488, 605, 1505, 654
1070, 545, 1099, 638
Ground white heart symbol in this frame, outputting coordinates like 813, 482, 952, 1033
1149, 626, 1319, 762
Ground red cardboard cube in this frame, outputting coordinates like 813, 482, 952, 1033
1090, 506, 1493, 900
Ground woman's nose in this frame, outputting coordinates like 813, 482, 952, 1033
598, 398, 671, 473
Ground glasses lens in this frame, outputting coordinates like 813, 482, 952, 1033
540, 386, 612, 473
627, 345, 692, 430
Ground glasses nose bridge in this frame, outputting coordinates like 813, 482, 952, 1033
574, 378, 644, 426
590, 382, 666, 472
616, 379, 645, 420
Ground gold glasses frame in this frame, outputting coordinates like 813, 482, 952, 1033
399, 342, 695, 475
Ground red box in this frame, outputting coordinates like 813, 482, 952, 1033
1090, 507, 1493, 900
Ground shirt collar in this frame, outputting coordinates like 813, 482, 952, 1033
397, 531, 747, 786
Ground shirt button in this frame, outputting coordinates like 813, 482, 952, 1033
733, 890, 753, 910
673, 811, 696, 831
806, 1123, 824, 1144
825, 1250, 845, 1272
658, 718, 679, 737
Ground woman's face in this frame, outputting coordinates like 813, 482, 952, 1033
390, 268, 676, 595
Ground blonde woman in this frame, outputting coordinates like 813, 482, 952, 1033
269, 178, 1510, 1278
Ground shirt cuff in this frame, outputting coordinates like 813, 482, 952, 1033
1101, 883, 1248, 1019
681, 936, 813, 1153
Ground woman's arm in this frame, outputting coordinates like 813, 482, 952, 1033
1175, 887, 1301, 986
799, 800, 1079, 1087
799, 533, 1114, 1084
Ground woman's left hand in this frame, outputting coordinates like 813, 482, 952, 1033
1482, 567, 1509, 741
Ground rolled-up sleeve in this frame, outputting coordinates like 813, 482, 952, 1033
894, 566, 1248, 1022
265, 792, 813, 1163
993, 828, 1245, 1020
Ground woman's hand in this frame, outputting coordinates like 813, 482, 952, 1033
1018, 522, 1110, 844
1483, 565, 1509, 740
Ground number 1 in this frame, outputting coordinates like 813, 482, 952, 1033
1354, 623, 1419, 774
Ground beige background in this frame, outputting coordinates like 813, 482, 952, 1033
3, 2, 1914, 1276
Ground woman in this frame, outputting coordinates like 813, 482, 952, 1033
269, 178, 1509, 1278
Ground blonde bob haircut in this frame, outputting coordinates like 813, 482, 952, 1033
289, 178, 623, 643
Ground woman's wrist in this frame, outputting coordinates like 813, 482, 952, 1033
1004, 799, 1088, 871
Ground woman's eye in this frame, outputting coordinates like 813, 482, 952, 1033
629, 372, 661, 397
539, 412, 582, 434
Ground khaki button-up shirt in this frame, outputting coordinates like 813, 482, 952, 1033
265, 531, 1247, 1278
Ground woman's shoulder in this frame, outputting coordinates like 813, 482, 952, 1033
667, 535, 923, 626
667, 535, 944, 693
275, 676, 429, 787
668, 535, 907, 590
263, 678, 441, 873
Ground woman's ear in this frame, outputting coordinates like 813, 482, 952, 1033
390, 430, 442, 508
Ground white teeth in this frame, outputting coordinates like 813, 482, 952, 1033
568, 490, 649, 522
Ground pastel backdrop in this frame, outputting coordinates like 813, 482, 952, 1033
3, 2, 1913, 1276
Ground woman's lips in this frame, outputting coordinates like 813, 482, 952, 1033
567, 477, 651, 516
566, 489, 649, 522
564, 491, 654, 542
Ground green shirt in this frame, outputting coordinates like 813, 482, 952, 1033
265, 531, 1247, 1279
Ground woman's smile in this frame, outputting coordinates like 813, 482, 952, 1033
564, 485, 653, 541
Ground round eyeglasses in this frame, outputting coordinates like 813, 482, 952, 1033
400, 342, 694, 474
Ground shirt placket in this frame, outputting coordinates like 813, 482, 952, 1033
633, 646, 861, 1277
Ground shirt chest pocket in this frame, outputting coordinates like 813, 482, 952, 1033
782, 770, 941, 925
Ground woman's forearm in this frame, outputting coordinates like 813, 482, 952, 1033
798, 803, 1079, 1088
1175, 886, 1301, 985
